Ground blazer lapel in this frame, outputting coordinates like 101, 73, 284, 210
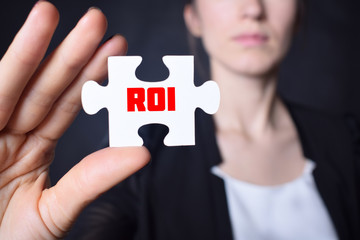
286, 102, 353, 240
198, 111, 234, 240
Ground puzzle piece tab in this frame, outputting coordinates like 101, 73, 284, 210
81, 56, 220, 147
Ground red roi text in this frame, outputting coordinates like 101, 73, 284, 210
127, 87, 176, 112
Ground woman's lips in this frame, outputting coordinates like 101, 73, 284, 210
232, 33, 269, 47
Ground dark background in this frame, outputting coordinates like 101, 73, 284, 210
0, 0, 359, 185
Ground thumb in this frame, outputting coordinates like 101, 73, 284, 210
38, 146, 150, 237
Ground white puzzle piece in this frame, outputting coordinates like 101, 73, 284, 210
81, 55, 220, 147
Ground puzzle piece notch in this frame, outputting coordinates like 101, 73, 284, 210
81, 55, 220, 147
82, 81, 108, 115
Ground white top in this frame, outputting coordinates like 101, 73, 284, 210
211, 160, 338, 240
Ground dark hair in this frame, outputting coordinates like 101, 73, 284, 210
296, 0, 307, 31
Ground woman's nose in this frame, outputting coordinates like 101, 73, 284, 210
240, 0, 264, 20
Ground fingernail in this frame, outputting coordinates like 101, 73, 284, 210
82, 6, 102, 18
87, 6, 102, 13
80, 6, 101, 19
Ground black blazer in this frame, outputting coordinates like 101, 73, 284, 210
69, 100, 360, 240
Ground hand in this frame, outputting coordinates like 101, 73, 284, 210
0, 2, 150, 239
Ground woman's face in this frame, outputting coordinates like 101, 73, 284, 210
184, 0, 298, 77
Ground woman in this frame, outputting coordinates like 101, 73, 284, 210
71, 0, 359, 239
0, 0, 358, 239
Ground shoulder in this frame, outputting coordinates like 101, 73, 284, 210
283, 99, 360, 174
283, 98, 360, 161
285, 99, 344, 124
283, 99, 359, 138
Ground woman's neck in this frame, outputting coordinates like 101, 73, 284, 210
212, 62, 283, 139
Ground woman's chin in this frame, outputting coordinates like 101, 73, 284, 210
230, 58, 278, 77
212, 51, 281, 78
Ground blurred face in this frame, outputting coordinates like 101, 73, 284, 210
184, 0, 298, 77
